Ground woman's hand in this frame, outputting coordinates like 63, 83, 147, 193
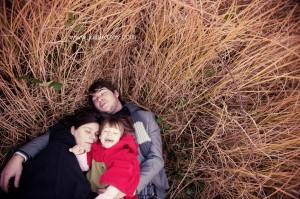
69, 145, 86, 155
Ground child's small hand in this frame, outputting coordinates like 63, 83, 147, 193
95, 193, 107, 199
97, 188, 106, 194
115, 192, 126, 198
69, 145, 86, 155
95, 191, 124, 199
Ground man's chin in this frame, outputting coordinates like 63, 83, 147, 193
96, 105, 109, 113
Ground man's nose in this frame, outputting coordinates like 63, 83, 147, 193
94, 95, 103, 101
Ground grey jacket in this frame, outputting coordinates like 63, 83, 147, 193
17, 103, 169, 198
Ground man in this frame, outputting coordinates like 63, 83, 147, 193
0, 79, 169, 199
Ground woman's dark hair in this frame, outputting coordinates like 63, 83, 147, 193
70, 108, 102, 129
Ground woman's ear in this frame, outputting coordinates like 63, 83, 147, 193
70, 126, 75, 135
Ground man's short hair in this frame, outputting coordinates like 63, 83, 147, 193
88, 79, 117, 95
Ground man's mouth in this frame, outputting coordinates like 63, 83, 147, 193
99, 101, 106, 107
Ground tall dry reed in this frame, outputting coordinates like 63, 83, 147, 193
1, 0, 300, 198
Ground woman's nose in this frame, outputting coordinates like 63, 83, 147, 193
91, 134, 97, 142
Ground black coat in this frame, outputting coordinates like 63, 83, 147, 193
18, 120, 96, 199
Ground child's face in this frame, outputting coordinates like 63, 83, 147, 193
100, 124, 122, 148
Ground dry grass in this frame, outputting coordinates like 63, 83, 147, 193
1, 0, 300, 198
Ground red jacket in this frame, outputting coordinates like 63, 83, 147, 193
87, 133, 139, 198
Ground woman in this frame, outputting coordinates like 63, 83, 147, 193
17, 109, 101, 199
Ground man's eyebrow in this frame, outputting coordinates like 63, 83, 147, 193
95, 88, 105, 91
94, 88, 108, 93
90, 88, 106, 96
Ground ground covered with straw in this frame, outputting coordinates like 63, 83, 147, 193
1, 0, 300, 198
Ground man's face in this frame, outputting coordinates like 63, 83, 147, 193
91, 87, 120, 114
100, 124, 122, 148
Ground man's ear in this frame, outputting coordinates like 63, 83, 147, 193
70, 126, 75, 135
114, 90, 119, 98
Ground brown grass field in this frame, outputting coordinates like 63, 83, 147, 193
0, 0, 300, 198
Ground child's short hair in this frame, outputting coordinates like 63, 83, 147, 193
99, 115, 134, 135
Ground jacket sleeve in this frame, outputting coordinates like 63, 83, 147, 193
137, 112, 164, 193
16, 121, 68, 160
17, 132, 50, 160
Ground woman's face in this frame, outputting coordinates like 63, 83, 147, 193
71, 122, 99, 152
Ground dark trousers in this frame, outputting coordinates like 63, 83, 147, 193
0, 189, 18, 199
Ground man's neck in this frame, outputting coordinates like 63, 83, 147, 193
112, 101, 123, 114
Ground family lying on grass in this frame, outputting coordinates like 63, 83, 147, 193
0, 79, 169, 199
